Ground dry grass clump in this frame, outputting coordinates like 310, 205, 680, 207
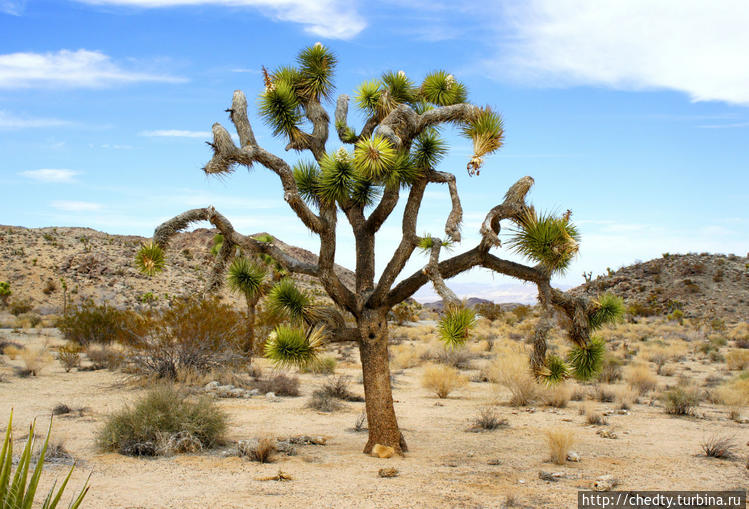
700, 434, 736, 459
56, 342, 82, 372
319, 375, 363, 402
253, 374, 300, 396
491, 355, 540, 406
545, 428, 575, 465
421, 364, 467, 398
585, 406, 607, 425
2, 343, 23, 359
84, 344, 124, 371
467, 407, 508, 432
727, 322, 749, 342
661, 386, 701, 416
97, 384, 227, 456
726, 350, 749, 370
307, 389, 343, 412
543, 384, 571, 408
239, 437, 277, 463
390, 342, 430, 370
616, 387, 638, 409
626, 364, 658, 394
20, 345, 54, 376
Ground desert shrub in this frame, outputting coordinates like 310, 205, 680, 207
353, 410, 367, 432
475, 302, 504, 321
467, 407, 507, 432
626, 364, 658, 394
495, 358, 540, 406
17, 312, 42, 328
58, 300, 132, 347
252, 374, 300, 396
98, 384, 227, 456
545, 428, 575, 465
421, 364, 467, 398
57, 342, 82, 372
43, 279, 57, 295
616, 387, 638, 409
53, 403, 73, 415
307, 389, 342, 412
543, 384, 571, 408
662, 386, 701, 415
701, 434, 736, 459
595, 386, 616, 403
585, 406, 607, 425
1, 412, 89, 508
511, 305, 532, 322
300, 355, 337, 374
726, 350, 749, 370
8, 299, 33, 316
2, 343, 22, 359
0, 281, 10, 306
85, 345, 124, 370
598, 355, 623, 383
238, 437, 276, 463
432, 346, 473, 369
21, 346, 53, 376
390, 342, 429, 370
390, 301, 420, 325
127, 297, 246, 378
319, 375, 363, 401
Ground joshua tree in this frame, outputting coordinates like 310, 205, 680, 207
139, 44, 621, 455
226, 256, 268, 354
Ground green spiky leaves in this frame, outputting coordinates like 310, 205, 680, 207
539, 354, 570, 386
417, 234, 453, 254
227, 257, 266, 301
210, 233, 224, 257
264, 325, 325, 369
588, 293, 625, 330
382, 70, 417, 105
135, 242, 165, 277
296, 43, 337, 101
355, 80, 383, 117
267, 278, 314, 325
437, 304, 477, 348
354, 135, 397, 180
412, 129, 447, 169
420, 70, 467, 106
259, 79, 303, 142
567, 335, 606, 381
293, 160, 322, 205
462, 107, 504, 175
507, 209, 580, 274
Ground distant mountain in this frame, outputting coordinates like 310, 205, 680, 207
422, 297, 526, 313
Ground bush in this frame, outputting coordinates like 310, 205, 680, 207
626, 365, 658, 394
475, 302, 503, 321
0, 281, 10, 306
57, 342, 82, 372
545, 428, 575, 465
58, 300, 132, 347
307, 389, 342, 412
8, 299, 32, 316
319, 375, 363, 401
21, 346, 53, 376
662, 387, 700, 416
598, 355, 623, 383
467, 407, 508, 432
98, 385, 227, 456
252, 374, 300, 396
238, 437, 276, 463
543, 384, 571, 408
128, 297, 247, 378
300, 355, 337, 374
493, 356, 540, 406
701, 434, 736, 459
421, 364, 467, 398
85, 345, 124, 371
726, 350, 749, 370
390, 301, 420, 325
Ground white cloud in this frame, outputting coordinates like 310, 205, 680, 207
20, 169, 80, 183
0, 110, 70, 129
140, 129, 210, 138
495, 0, 749, 106
0, 0, 24, 15
75, 0, 366, 39
51, 200, 103, 211
0, 49, 185, 89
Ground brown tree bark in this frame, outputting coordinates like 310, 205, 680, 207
357, 309, 407, 455
243, 298, 257, 355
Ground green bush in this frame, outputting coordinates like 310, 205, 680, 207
1, 412, 89, 507
98, 385, 228, 456
662, 387, 701, 416
58, 301, 131, 347
0, 281, 10, 306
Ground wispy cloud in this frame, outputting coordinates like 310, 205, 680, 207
20, 169, 80, 183
491, 0, 749, 106
0, 110, 71, 129
0, 49, 185, 89
51, 200, 103, 211
697, 122, 749, 129
0, 0, 24, 15
140, 129, 210, 138
74, 0, 366, 39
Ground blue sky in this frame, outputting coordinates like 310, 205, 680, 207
1, 0, 748, 302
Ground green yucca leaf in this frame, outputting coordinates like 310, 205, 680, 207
349, 173, 383, 207
267, 278, 312, 324
420, 70, 466, 106
334, 120, 357, 143
567, 336, 606, 381
259, 79, 302, 140
412, 101, 435, 115
318, 152, 357, 205
353, 135, 397, 180
412, 129, 447, 169
383, 152, 422, 189
461, 106, 504, 170
296, 43, 336, 101
437, 305, 477, 348
589, 293, 625, 330
227, 257, 266, 301
382, 70, 416, 104
355, 80, 383, 116
417, 234, 453, 254
271, 66, 302, 92
264, 325, 325, 368
293, 160, 322, 205
135, 242, 165, 277
253, 233, 274, 243
210, 233, 224, 257
540, 354, 570, 386
506, 209, 580, 274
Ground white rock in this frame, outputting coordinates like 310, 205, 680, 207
567, 451, 581, 462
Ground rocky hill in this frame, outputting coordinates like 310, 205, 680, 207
0, 225, 354, 316
571, 252, 749, 321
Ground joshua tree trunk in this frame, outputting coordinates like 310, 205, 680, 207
358, 309, 407, 454
244, 298, 257, 355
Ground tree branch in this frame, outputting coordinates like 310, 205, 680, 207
478, 176, 534, 251
334, 94, 378, 144
428, 170, 463, 242
285, 99, 329, 160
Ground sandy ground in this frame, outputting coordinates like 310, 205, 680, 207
1, 329, 747, 509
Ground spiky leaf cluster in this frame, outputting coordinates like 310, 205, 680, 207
259, 79, 302, 141
354, 135, 397, 180
210, 233, 224, 256
1, 412, 90, 508
296, 43, 337, 101
227, 257, 266, 301
292, 160, 322, 205
540, 354, 570, 386
507, 209, 580, 274
437, 305, 477, 348
567, 335, 606, 381
420, 70, 467, 106
135, 242, 165, 277
462, 107, 504, 174
382, 71, 417, 104
412, 129, 447, 169
588, 293, 625, 330
264, 325, 325, 368
417, 234, 453, 254
267, 278, 314, 325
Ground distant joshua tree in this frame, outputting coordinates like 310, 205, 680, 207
136, 44, 622, 455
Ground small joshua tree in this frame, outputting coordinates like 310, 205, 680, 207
139, 44, 621, 455
227, 256, 268, 354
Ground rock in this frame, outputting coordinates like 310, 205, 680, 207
228, 388, 245, 398
204, 381, 220, 390
567, 451, 581, 462
248, 388, 260, 396
371, 444, 395, 458
487, 459, 502, 465
265, 392, 281, 402
274, 441, 297, 456
539, 471, 561, 482
378, 467, 399, 478
597, 429, 618, 439
593, 474, 618, 491
287, 435, 326, 445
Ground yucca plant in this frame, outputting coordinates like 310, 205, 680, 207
462, 107, 504, 175
353, 135, 397, 180
227, 257, 268, 354
264, 325, 325, 369
588, 293, 625, 330
507, 208, 580, 274
134, 242, 165, 277
420, 70, 466, 106
437, 305, 477, 348
539, 353, 570, 386
412, 129, 447, 170
1, 412, 89, 508
567, 335, 606, 381
266, 278, 315, 325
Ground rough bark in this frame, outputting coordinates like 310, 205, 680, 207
358, 309, 407, 455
